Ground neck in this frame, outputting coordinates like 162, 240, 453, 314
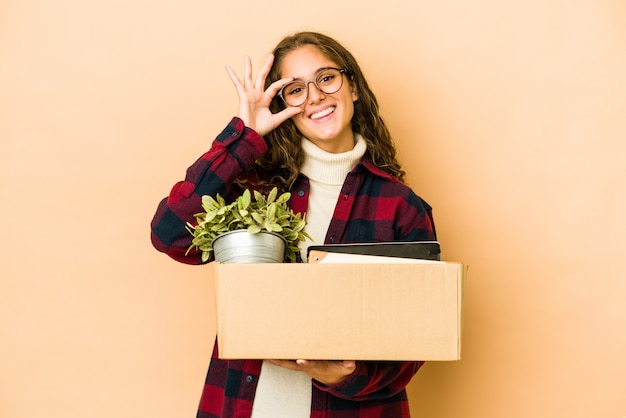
300, 134, 367, 185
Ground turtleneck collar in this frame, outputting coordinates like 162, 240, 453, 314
300, 134, 367, 185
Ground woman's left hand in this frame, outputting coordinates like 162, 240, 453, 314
267, 359, 356, 386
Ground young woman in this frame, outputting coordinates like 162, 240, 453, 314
151, 31, 436, 418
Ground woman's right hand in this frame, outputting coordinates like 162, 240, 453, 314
226, 54, 302, 137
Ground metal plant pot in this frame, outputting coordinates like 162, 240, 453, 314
212, 230, 286, 263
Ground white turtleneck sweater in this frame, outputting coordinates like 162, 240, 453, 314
298, 134, 367, 260
250, 134, 367, 418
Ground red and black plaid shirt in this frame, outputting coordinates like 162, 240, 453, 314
151, 118, 437, 417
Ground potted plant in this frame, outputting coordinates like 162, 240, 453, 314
186, 187, 312, 263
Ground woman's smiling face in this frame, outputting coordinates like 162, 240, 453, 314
279, 45, 359, 153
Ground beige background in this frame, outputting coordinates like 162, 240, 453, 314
2, 0, 625, 417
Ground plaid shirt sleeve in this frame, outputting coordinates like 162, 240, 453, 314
150, 117, 267, 264
313, 360, 424, 402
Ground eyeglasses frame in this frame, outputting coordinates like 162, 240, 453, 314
277, 67, 348, 107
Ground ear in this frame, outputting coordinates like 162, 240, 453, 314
351, 81, 359, 102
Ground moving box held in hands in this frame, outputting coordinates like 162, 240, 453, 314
213, 254, 465, 361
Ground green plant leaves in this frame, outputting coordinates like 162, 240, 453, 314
238, 189, 251, 210
247, 224, 262, 234
267, 187, 277, 204
276, 191, 291, 204
251, 212, 264, 224
186, 187, 311, 262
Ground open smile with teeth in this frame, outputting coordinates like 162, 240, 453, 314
310, 106, 335, 120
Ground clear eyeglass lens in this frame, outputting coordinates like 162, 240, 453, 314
282, 68, 344, 106
316, 68, 343, 94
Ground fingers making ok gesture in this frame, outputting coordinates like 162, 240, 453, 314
226, 54, 302, 137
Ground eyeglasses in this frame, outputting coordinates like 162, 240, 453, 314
278, 67, 348, 107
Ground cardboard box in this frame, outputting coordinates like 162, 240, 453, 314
213, 258, 465, 361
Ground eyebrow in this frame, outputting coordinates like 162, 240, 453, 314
288, 66, 336, 82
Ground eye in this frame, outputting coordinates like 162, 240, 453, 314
318, 74, 335, 85
285, 84, 305, 96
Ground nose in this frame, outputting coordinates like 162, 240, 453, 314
306, 80, 325, 104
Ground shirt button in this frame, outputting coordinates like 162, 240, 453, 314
298, 190, 305, 197
245, 375, 254, 383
